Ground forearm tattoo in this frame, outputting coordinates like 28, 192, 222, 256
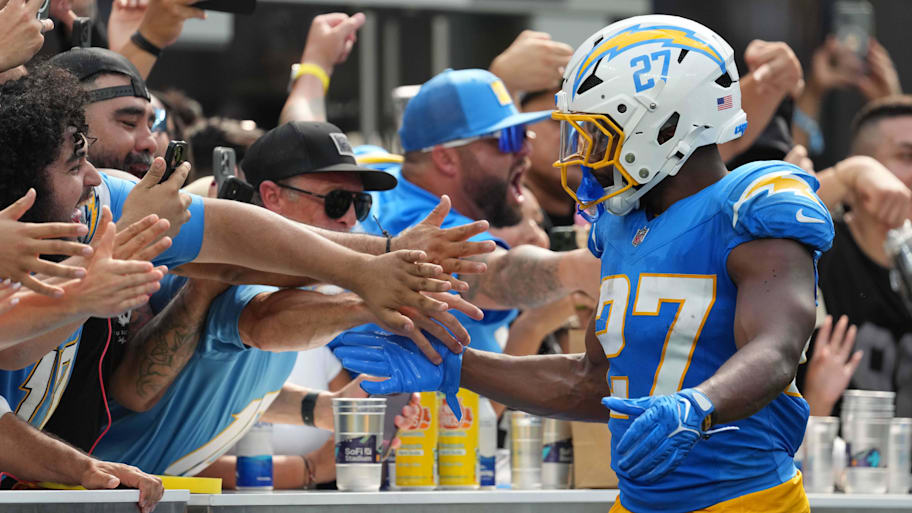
465, 247, 564, 309
132, 286, 211, 399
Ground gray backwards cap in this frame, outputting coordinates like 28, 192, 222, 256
49, 47, 150, 104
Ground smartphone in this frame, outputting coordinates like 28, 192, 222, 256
71, 17, 93, 48
192, 0, 256, 14
833, 0, 874, 60
217, 176, 254, 203
162, 140, 188, 184
212, 147, 236, 193
375, 393, 413, 461
37, 0, 50, 20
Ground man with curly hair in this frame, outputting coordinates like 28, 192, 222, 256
0, 64, 165, 513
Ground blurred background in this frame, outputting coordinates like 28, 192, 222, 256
85, 0, 911, 169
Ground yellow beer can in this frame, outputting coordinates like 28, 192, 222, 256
394, 391, 438, 489
438, 389, 480, 489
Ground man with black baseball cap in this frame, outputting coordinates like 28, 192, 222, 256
243, 121, 397, 232
49, 47, 158, 178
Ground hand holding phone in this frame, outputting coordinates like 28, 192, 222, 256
162, 140, 188, 184
212, 147, 236, 193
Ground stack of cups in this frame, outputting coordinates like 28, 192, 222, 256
802, 417, 839, 493
889, 418, 912, 494
333, 398, 387, 492
841, 390, 894, 494
510, 411, 543, 489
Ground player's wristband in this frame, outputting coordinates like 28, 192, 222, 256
300, 392, 320, 427
289, 63, 330, 93
130, 31, 161, 57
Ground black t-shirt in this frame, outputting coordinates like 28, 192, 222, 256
804, 219, 912, 416
43, 315, 130, 453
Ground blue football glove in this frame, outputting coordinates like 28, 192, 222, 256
601, 388, 736, 483
333, 331, 464, 420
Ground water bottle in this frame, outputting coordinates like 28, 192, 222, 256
478, 397, 497, 489
236, 422, 274, 490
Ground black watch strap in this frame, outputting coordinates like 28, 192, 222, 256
131, 31, 161, 57
300, 392, 320, 427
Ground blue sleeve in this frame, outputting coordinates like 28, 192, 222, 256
726, 162, 834, 254
201, 284, 277, 353
99, 173, 205, 269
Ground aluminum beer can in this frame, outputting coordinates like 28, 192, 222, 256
511, 411, 543, 489
236, 422, 274, 490
438, 389, 480, 489
541, 418, 573, 489
394, 391, 439, 489
889, 418, 912, 493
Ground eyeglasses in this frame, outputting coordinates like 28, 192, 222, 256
421, 124, 531, 154
151, 108, 168, 133
277, 182, 373, 222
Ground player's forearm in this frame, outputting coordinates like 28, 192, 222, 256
239, 290, 373, 353
111, 281, 215, 412
462, 247, 596, 310
697, 335, 804, 425
198, 199, 371, 291
0, 413, 93, 484
461, 349, 611, 422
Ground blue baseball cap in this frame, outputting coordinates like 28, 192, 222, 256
399, 69, 551, 152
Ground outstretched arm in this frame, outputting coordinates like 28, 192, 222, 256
461, 246, 599, 310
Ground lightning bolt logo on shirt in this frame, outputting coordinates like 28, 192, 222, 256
573, 24, 726, 98
731, 171, 823, 227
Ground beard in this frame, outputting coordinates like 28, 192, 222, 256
91, 147, 152, 177
465, 174, 523, 228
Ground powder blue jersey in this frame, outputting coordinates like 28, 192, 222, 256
352, 165, 517, 353
590, 162, 833, 513
92, 275, 296, 476
0, 173, 205, 429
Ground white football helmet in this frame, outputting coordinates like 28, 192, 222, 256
553, 15, 747, 216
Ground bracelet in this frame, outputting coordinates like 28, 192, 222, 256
291, 63, 330, 93
130, 31, 161, 57
303, 456, 316, 489
300, 391, 320, 427
373, 215, 392, 253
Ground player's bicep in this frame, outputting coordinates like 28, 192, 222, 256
727, 238, 816, 356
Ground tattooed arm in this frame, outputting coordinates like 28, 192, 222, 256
111, 279, 229, 412
460, 246, 600, 310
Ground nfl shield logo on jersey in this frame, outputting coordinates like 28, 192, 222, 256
632, 226, 649, 247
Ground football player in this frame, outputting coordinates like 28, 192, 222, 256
333, 15, 831, 513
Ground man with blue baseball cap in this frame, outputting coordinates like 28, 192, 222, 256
345, 68, 599, 356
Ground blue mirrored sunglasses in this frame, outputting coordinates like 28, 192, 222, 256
151, 108, 168, 133
423, 124, 530, 154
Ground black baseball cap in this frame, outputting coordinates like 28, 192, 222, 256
49, 47, 150, 104
242, 122, 397, 191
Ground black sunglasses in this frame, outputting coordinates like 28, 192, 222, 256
277, 182, 373, 222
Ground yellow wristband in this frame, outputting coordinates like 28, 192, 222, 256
292, 63, 330, 93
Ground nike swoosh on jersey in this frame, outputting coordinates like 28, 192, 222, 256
795, 208, 825, 224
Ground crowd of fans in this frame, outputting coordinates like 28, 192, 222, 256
0, 0, 910, 511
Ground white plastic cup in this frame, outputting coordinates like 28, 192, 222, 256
888, 418, 912, 494
803, 417, 839, 493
